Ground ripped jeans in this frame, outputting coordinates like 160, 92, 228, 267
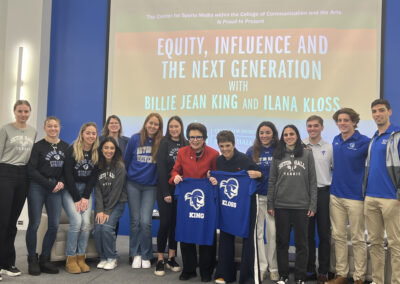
62, 183, 92, 256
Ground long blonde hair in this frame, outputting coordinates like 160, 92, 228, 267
73, 122, 99, 164
139, 113, 163, 161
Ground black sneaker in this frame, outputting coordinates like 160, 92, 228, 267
306, 272, 317, 280
154, 260, 165, 276
179, 272, 197, 281
276, 276, 288, 284
166, 257, 181, 272
2, 266, 21, 276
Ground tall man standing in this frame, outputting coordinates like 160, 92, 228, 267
303, 115, 333, 284
363, 98, 400, 284
326, 108, 370, 284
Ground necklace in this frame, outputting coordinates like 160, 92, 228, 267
50, 143, 57, 152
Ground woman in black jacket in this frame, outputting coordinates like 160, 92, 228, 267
154, 116, 187, 276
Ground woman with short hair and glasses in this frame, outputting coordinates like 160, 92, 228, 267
169, 122, 219, 282
267, 125, 317, 284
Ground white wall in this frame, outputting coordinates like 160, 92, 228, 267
0, 0, 8, 126
0, 0, 52, 229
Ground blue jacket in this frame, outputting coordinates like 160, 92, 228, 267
363, 124, 400, 200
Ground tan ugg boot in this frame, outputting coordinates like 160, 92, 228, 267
76, 254, 90, 273
65, 255, 81, 274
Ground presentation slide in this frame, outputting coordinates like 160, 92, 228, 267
107, 0, 382, 151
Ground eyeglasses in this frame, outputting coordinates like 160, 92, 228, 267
189, 136, 203, 141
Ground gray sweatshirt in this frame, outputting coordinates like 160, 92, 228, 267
267, 148, 317, 212
0, 123, 36, 166
95, 163, 127, 215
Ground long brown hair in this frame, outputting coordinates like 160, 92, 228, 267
165, 116, 186, 146
98, 136, 124, 170
139, 113, 163, 161
252, 121, 279, 163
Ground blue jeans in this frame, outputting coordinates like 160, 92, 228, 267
62, 183, 92, 256
25, 182, 62, 256
126, 180, 156, 260
93, 202, 126, 260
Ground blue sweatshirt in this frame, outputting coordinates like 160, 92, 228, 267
330, 130, 370, 200
124, 133, 158, 186
365, 124, 400, 199
246, 146, 274, 195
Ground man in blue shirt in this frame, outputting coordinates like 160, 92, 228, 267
327, 108, 370, 284
363, 99, 400, 284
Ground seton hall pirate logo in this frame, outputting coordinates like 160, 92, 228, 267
220, 178, 239, 199
184, 189, 205, 211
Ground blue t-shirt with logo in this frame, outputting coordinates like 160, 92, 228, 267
331, 130, 370, 200
211, 170, 257, 238
366, 125, 400, 199
175, 178, 217, 245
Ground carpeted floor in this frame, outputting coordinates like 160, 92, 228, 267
8, 231, 316, 283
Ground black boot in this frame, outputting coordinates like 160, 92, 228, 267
39, 254, 59, 274
27, 254, 41, 276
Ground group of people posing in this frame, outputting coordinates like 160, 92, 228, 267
0, 98, 398, 284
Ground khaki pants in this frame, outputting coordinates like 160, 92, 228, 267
256, 195, 278, 275
364, 196, 400, 284
330, 195, 367, 281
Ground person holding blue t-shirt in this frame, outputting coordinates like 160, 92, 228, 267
327, 108, 370, 284
211, 130, 263, 284
125, 113, 163, 269
363, 99, 400, 284
170, 122, 219, 282
246, 121, 279, 281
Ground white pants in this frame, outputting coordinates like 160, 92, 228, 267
256, 195, 278, 274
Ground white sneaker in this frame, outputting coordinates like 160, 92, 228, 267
97, 260, 107, 269
141, 259, 151, 269
132, 256, 142, 269
104, 259, 117, 270
1, 266, 21, 277
270, 271, 280, 281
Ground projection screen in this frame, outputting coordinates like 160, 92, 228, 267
107, 0, 382, 150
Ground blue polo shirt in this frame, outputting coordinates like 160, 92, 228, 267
331, 130, 370, 200
366, 124, 400, 199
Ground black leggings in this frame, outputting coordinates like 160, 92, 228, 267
156, 193, 177, 253
0, 163, 29, 269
